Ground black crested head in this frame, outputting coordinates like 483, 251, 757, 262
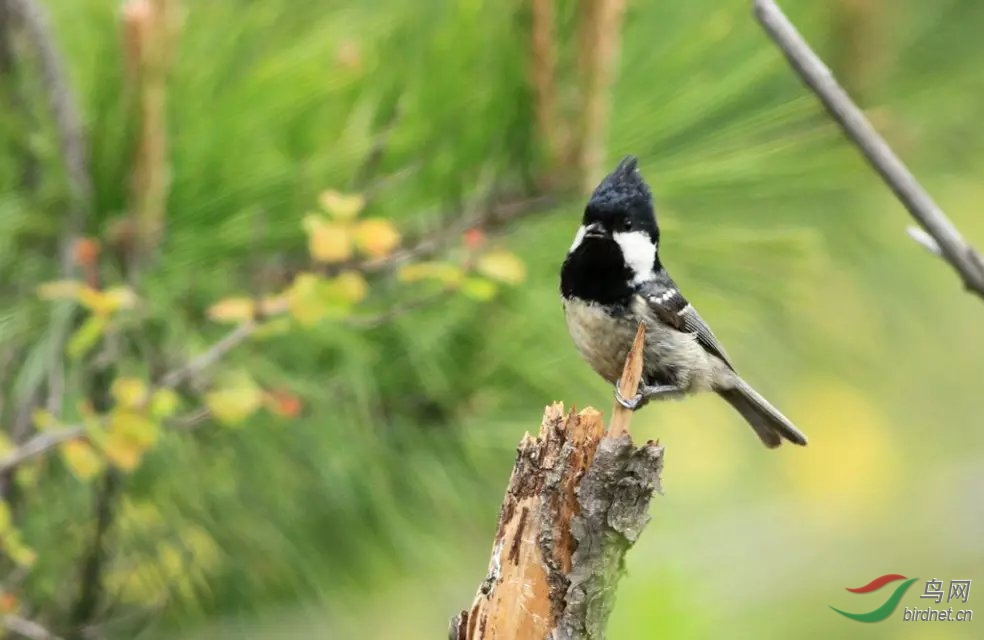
588, 156, 649, 208
561, 156, 660, 305
582, 155, 658, 244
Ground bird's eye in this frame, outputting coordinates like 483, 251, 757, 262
622, 217, 632, 231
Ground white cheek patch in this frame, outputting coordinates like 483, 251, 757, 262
568, 225, 587, 253
613, 231, 656, 282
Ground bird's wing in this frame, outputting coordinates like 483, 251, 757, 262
638, 276, 736, 372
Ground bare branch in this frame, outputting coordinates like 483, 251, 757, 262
753, 0, 984, 299
0, 320, 255, 475
158, 321, 256, 389
0, 192, 552, 475
0, 426, 84, 475
3, 614, 64, 640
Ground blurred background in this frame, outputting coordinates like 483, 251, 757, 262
1, 0, 982, 638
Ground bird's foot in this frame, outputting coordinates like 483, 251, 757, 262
615, 381, 686, 411
614, 379, 647, 411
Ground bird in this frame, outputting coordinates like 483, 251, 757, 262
560, 155, 807, 448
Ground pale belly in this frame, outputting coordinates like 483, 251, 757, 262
563, 296, 717, 391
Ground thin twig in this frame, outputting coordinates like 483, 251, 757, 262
0, 425, 84, 475
0, 191, 553, 474
158, 321, 256, 389
3, 614, 64, 640
167, 407, 211, 431
351, 193, 555, 275
0, 320, 255, 474
753, 0, 984, 299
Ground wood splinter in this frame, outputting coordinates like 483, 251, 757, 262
450, 323, 661, 640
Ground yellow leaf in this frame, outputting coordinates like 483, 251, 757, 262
304, 215, 353, 263
78, 286, 105, 311
102, 436, 143, 471
331, 271, 368, 304
77, 286, 135, 316
149, 388, 181, 419
397, 261, 464, 286
318, 190, 365, 219
476, 249, 526, 285
102, 286, 137, 312
285, 273, 356, 326
61, 439, 105, 481
32, 409, 60, 432
354, 218, 401, 258
111, 411, 159, 448
460, 277, 498, 301
207, 297, 255, 323
112, 377, 148, 410
38, 279, 83, 301
286, 273, 328, 326
67, 315, 108, 360
102, 410, 160, 471
205, 372, 263, 427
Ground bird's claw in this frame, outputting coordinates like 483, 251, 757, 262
614, 379, 647, 411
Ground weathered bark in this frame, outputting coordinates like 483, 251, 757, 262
451, 324, 657, 640
449, 404, 663, 640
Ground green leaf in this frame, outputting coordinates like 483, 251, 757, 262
460, 277, 498, 301
150, 388, 181, 419
67, 315, 108, 360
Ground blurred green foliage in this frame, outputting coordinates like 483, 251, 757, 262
1, 0, 982, 638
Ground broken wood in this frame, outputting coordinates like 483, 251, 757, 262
450, 324, 662, 640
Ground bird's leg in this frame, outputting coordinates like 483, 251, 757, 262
614, 380, 686, 411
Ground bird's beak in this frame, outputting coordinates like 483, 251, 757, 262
584, 222, 608, 239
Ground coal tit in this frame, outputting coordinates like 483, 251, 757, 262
560, 156, 807, 448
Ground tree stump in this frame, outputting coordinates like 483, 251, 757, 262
449, 404, 663, 640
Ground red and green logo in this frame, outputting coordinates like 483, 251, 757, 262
830, 574, 918, 622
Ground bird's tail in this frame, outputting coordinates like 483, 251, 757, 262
717, 378, 807, 449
